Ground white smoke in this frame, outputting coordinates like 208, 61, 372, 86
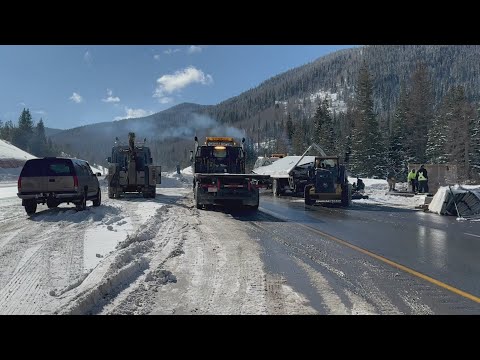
189, 114, 245, 142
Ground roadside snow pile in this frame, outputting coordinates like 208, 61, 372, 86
349, 177, 426, 208
0, 139, 36, 173
428, 185, 480, 217
0, 139, 36, 161
161, 166, 194, 188
182, 166, 193, 176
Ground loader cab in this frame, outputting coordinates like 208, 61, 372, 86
312, 156, 341, 193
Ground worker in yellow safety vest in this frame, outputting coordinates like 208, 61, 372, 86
416, 165, 429, 193
407, 169, 417, 193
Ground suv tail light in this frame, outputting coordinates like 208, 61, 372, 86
73, 175, 79, 190
18, 177, 21, 191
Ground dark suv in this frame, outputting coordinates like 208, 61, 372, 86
17, 157, 102, 215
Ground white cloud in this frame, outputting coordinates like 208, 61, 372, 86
158, 97, 174, 104
153, 66, 213, 103
114, 107, 154, 121
33, 110, 46, 115
187, 45, 203, 54
153, 54, 161, 61
84, 50, 92, 65
102, 89, 120, 103
163, 48, 181, 55
69, 92, 83, 103
18, 102, 26, 107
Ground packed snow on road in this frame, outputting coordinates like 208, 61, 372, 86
0, 168, 318, 314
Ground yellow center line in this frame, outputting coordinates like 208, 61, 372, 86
259, 206, 480, 304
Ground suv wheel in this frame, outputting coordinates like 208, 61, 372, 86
76, 191, 87, 211
25, 200, 37, 215
93, 188, 101, 206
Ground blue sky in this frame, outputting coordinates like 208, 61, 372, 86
0, 45, 356, 130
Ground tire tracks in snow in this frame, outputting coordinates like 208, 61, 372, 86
54, 201, 183, 315
0, 194, 129, 314
149, 195, 308, 315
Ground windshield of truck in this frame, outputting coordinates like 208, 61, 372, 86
213, 146, 227, 158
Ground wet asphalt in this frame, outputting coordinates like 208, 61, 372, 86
221, 193, 480, 314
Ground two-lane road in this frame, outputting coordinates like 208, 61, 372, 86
230, 193, 480, 314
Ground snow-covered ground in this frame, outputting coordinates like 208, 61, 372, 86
1, 169, 311, 315
0, 140, 36, 180
348, 177, 427, 209
0, 139, 36, 161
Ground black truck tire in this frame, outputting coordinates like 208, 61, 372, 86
47, 199, 59, 208
341, 185, 352, 207
249, 203, 259, 211
304, 185, 315, 205
194, 186, 201, 209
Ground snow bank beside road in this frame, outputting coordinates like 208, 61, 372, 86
348, 177, 426, 209
0, 139, 36, 161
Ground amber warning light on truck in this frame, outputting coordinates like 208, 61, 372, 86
205, 137, 235, 146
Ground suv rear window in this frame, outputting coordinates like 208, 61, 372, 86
49, 163, 73, 175
20, 159, 74, 177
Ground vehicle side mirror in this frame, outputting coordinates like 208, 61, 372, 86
190, 150, 194, 162
107, 157, 111, 163
96, 172, 102, 176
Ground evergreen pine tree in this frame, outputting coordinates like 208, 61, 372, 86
408, 62, 434, 163
387, 86, 409, 179
286, 114, 294, 142
31, 118, 48, 156
292, 120, 305, 155
444, 86, 476, 180
349, 63, 386, 178
312, 98, 335, 154
426, 93, 450, 164
12, 108, 34, 151
470, 105, 480, 179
